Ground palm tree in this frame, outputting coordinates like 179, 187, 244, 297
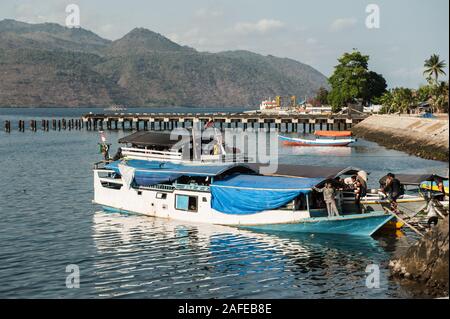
423, 54, 447, 84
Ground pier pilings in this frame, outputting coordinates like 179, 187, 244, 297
3, 112, 367, 134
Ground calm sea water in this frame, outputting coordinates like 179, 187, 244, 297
0, 108, 448, 299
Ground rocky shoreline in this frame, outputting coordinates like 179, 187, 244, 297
352, 115, 449, 162
389, 217, 449, 298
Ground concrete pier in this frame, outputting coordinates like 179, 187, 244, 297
3, 112, 367, 134
81, 112, 367, 133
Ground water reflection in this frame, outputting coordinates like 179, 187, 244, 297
92, 211, 406, 298
283, 146, 352, 157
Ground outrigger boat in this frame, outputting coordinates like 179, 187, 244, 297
279, 131, 356, 147
348, 174, 449, 214
93, 160, 394, 237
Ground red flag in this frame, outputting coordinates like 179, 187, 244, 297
204, 120, 215, 129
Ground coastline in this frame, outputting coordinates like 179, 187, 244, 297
352, 115, 449, 163
390, 217, 449, 298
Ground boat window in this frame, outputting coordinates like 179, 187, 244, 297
175, 195, 198, 212
156, 192, 167, 199
202, 197, 208, 202
100, 182, 122, 190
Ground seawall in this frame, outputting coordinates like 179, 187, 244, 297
352, 115, 449, 162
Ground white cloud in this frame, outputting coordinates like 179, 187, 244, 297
168, 28, 207, 47
306, 37, 318, 45
330, 18, 357, 32
233, 19, 285, 35
195, 8, 223, 18
14, 0, 68, 24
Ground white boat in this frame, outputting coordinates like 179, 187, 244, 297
93, 160, 394, 236
117, 130, 249, 164
279, 131, 356, 147
104, 105, 127, 112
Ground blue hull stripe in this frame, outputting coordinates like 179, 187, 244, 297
100, 205, 392, 237
240, 213, 394, 236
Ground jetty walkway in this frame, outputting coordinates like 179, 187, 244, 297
4, 112, 368, 133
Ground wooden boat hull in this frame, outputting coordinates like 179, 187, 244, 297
239, 212, 394, 236
279, 135, 356, 147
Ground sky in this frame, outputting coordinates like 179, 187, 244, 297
0, 0, 449, 88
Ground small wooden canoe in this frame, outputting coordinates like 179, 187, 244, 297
314, 130, 353, 137
279, 135, 356, 147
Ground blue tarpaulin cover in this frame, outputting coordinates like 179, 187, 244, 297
211, 174, 323, 215
421, 113, 436, 119
105, 160, 255, 186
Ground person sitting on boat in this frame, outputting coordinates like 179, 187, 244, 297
99, 143, 110, 161
381, 173, 402, 212
112, 147, 123, 161
313, 182, 340, 217
357, 171, 368, 191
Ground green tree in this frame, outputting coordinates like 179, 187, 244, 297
416, 85, 432, 103
378, 91, 393, 113
363, 71, 387, 104
328, 51, 369, 111
380, 88, 416, 114
423, 54, 447, 84
328, 51, 387, 112
429, 81, 449, 113
315, 87, 329, 105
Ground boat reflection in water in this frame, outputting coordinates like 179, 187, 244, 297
284, 145, 352, 157
91, 211, 407, 299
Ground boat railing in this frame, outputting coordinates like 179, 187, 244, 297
93, 160, 115, 170
135, 183, 210, 192
139, 184, 176, 192
200, 154, 251, 163
174, 183, 210, 192
122, 147, 251, 163
122, 147, 183, 161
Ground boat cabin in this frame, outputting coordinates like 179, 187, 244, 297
117, 131, 247, 163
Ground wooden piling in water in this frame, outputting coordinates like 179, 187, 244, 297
4, 120, 11, 133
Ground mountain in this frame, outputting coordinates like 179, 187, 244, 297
106, 28, 195, 56
0, 19, 329, 107
0, 19, 110, 54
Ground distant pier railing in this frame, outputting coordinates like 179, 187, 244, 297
3, 112, 368, 133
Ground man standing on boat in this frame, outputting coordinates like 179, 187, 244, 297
351, 176, 365, 214
314, 183, 340, 217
